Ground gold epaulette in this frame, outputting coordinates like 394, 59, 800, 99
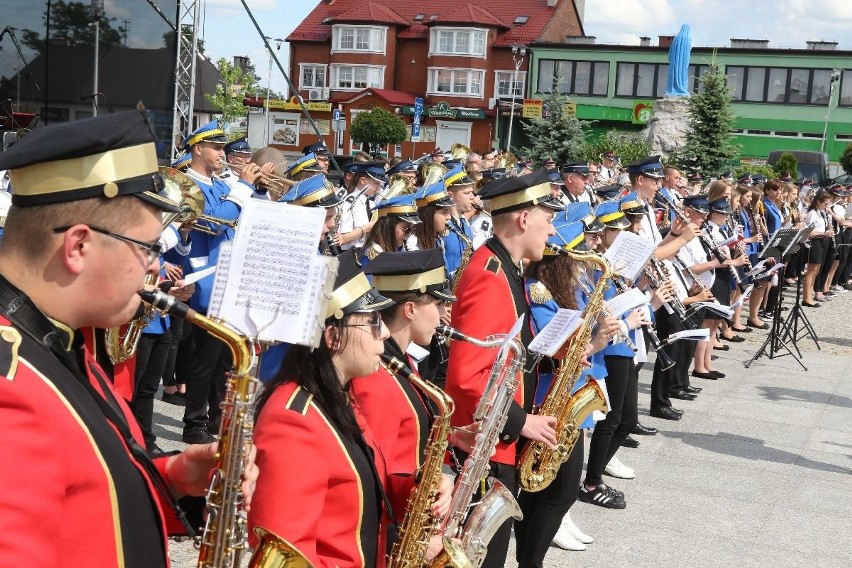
0, 326, 22, 381
528, 281, 553, 304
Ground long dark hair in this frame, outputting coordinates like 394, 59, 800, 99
525, 256, 581, 310
414, 205, 441, 249
255, 318, 360, 438
363, 215, 406, 252
808, 190, 830, 212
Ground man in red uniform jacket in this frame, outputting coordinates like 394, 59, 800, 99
0, 110, 258, 567
444, 169, 562, 568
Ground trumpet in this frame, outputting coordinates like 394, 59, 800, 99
161, 167, 239, 236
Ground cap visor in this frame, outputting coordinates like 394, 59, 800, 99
135, 191, 181, 214
584, 218, 606, 232
539, 195, 566, 210
603, 217, 631, 230
569, 241, 590, 252
398, 214, 422, 225
352, 288, 394, 314
430, 285, 456, 303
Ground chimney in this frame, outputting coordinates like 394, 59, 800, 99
639, 36, 651, 47
233, 55, 250, 73
806, 40, 838, 51
658, 35, 674, 48
565, 35, 596, 45
730, 38, 770, 49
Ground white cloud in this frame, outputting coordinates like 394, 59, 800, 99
206, 0, 278, 14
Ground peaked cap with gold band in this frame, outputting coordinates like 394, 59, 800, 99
325, 252, 393, 322
443, 163, 475, 189
280, 173, 342, 208
372, 194, 421, 224
619, 190, 645, 216
564, 201, 605, 232
594, 199, 631, 229
415, 181, 454, 209
286, 152, 321, 178
543, 216, 589, 256
365, 249, 455, 302
183, 120, 228, 150
478, 169, 564, 215
0, 109, 179, 213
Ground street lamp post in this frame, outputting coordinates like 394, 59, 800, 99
91, 0, 103, 117
820, 69, 842, 155
506, 44, 526, 152
262, 37, 283, 144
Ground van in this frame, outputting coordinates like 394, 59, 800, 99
767, 151, 828, 187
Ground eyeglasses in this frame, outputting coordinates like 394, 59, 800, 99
53, 225, 163, 265
342, 312, 384, 338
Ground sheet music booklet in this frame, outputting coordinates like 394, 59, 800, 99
207, 200, 337, 347
604, 231, 657, 282
528, 309, 584, 357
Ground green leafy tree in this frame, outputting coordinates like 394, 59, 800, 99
734, 163, 776, 180
22, 1, 125, 52
773, 152, 798, 179
840, 144, 852, 175
205, 57, 258, 124
583, 130, 651, 167
669, 61, 740, 178
350, 107, 407, 156
162, 25, 206, 55
519, 92, 588, 166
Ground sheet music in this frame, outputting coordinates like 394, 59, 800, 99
209, 200, 333, 346
693, 301, 734, 319
667, 328, 711, 342
207, 242, 232, 319
528, 309, 583, 357
746, 258, 770, 277
183, 264, 217, 285
606, 288, 648, 319
729, 285, 754, 309
604, 231, 656, 282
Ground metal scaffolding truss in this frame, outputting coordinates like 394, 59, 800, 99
170, 0, 201, 161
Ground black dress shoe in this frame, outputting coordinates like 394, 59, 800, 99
713, 344, 730, 351
731, 326, 752, 333
672, 407, 684, 415
182, 429, 216, 445
161, 391, 186, 406
747, 320, 769, 329
720, 335, 745, 343
685, 385, 703, 393
621, 435, 640, 448
632, 422, 658, 436
670, 389, 698, 400
650, 406, 682, 420
692, 370, 718, 380
709, 370, 726, 378
147, 443, 168, 459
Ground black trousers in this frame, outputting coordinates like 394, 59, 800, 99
182, 321, 230, 433
514, 438, 584, 568
161, 316, 183, 388
833, 229, 851, 286
585, 355, 637, 487
671, 338, 696, 391
651, 309, 682, 409
130, 331, 171, 448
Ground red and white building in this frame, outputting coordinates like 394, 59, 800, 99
248, 0, 584, 157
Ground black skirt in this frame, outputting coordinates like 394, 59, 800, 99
807, 237, 828, 265
711, 268, 731, 306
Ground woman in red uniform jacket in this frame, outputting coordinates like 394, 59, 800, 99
250, 254, 400, 568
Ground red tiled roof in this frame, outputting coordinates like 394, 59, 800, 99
334, 88, 417, 106
287, 0, 581, 46
426, 5, 508, 29
329, 2, 410, 26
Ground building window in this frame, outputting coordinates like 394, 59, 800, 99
688, 64, 710, 92
300, 64, 327, 89
331, 65, 384, 90
727, 65, 835, 105
840, 70, 852, 106
615, 62, 708, 98
495, 71, 526, 97
429, 28, 487, 57
331, 25, 386, 54
537, 59, 609, 96
428, 68, 485, 97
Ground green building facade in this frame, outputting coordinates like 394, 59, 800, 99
520, 41, 852, 167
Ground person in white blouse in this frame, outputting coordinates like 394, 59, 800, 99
802, 191, 835, 306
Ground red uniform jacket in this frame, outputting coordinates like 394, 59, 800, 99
444, 240, 531, 465
251, 382, 411, 568
0, 313, 187, 567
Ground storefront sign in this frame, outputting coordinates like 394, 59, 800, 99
632, 100, 654, 125
401, 102, 486, 120
264, 97, 333, 112
522, 99, 543, 119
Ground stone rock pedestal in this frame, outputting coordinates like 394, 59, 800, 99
642, 97, 690, 157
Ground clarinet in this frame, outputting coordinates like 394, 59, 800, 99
323, 232, 342, 256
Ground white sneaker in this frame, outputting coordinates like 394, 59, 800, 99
604, 455, 635, 479
561, 510, 594, 544
552, 525, 586, 551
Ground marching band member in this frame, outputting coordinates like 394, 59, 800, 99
802, 191, 835, 307
559, 161, 593, 203
250, 253, 394, 567
303, 142, 332, 173
599, 151, 619, 182
0, 110, 257, 566
525, 217, 620, 554
359, 194, 421, 263
445, 170, 563, 568
279, 173, 345, 248
442, 164, 477, 281
413, 181, 455, 253
822, 185, 852, 296
338, 161, 386, 250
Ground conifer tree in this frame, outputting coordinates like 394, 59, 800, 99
519, 92, 588, 166
670, 61, 740, 177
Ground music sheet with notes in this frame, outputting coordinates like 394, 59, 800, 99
207, 200, 337, 347
603, 231, 657, 283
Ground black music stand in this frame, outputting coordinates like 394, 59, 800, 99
744, 226, 813, 370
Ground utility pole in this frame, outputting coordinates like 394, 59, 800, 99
91, 0, 103, 117
121, 18, 130, 47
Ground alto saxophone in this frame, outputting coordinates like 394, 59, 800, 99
137, 290, 309, 568
430, 325, 524, 568
517, 250, 611, 492
105, 272, 158, 363
448, 222, 474, 293
382, 355, 471, 568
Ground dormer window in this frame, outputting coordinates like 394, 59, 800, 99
514, 16, 529, 25
429, 27, 487, 58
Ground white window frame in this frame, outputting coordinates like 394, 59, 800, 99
299, 63, 328, 89
331, 25, 387, 54
330, 64, 385, 91
427, 67, 485, 99
429, 27, 488, 58
494, 70, 527, 98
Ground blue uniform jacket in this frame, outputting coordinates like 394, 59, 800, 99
441, 217, 473, 280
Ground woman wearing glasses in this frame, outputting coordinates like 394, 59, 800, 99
412, 181, 455, 252
359, 194, 421, 265
249, 254, 400, 567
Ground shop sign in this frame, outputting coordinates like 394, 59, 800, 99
632, 100, 654, 124
265, 97, 333, 112
401, 101, 486, 119
522, 99, 543, 119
